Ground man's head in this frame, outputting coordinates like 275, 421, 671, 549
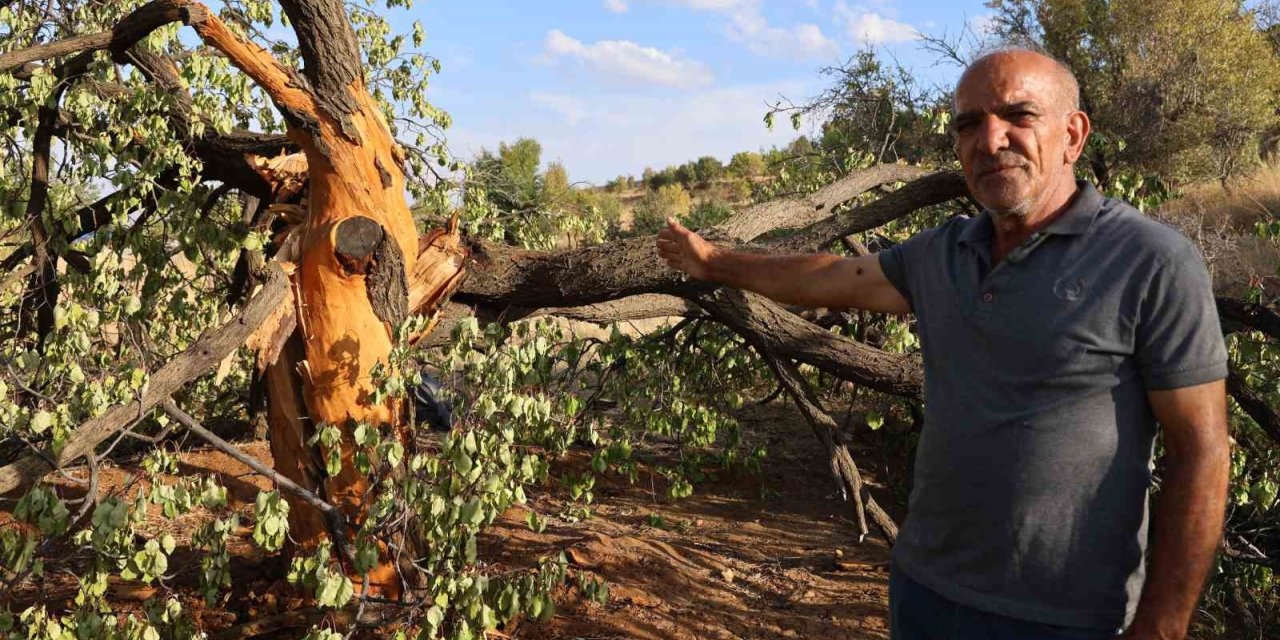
952, 47, 1090, 220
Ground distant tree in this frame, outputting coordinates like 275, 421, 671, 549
542, 162, 571, 207
499, 138, 542, 191
767, 51, 952, 172
987, 0, 1280, 183
695, 156, 724, 184
605, 175, 634, 192
471, 137, 544, 214
673, 162, 697, 186
647, 166, 678, 190
728, 151, 766, 178
632, 184, 693, 234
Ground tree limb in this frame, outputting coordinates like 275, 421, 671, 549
1218, 297, 1280, 342
0, 263, 290, 497
21, 51, 94, 347
1226, 367, 1280, 447
276, 0, 365, 141
495, 294, 704, 325
160, 398, 356, 566
457, 171, 967, 312
0, 0, 201, 72
755, 346, 899, 544
714, 163, 929, 242
767, 170, 968, 253
698, 289, 923, 399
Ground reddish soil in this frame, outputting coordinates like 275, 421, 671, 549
494, 401, 894, 640
7, 400, 895, 639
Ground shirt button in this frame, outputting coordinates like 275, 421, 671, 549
982, 291, 994, 302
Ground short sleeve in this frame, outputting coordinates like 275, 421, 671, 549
1134, 244, 1228, 390
878, 228, 937, 313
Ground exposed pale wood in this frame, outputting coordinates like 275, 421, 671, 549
249, 152, 309, 201
184, 5, 316, 122
263, 332, 332, 551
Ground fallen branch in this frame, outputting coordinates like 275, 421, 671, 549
0, 263, 289, 496
0, 0, 202, 72
1218, 297, 1280, 342
699, 289, 923, 399
768, 170, 968, 254
458, 172, 967, 312
1226, 367, 1280, 447
160, 399, 356, 566
494, 294, 704, 325
714, 164, 929, 242
759, 352, 899, 544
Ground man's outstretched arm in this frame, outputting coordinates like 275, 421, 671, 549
1125, 380, 1230, 640
654, 217, 910, 314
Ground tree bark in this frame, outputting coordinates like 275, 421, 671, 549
715, 163, 929, 242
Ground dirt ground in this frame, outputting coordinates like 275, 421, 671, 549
8, 398, 895, 639
494, 400, 895, 640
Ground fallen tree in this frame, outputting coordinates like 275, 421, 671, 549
2, 1, 1278, 637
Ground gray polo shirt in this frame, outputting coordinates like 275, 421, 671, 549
879, 181, 1228, 630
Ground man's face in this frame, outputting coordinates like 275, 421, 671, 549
952, 54, 1081, 218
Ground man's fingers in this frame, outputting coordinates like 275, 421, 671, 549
666, 216, 688, 234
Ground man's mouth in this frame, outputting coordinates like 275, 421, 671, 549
979, 165, 1024, 178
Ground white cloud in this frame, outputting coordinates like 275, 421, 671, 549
620, 0, 836, 60
835, 2, 918, 45
661, 0, 753, 9
543, 29, 713, 89
604, 0, 629, 13
446, 81, 813, 184
724, 7, 839, 60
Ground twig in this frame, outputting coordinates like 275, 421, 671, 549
159, 398, 358, 568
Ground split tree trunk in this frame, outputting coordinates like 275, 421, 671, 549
165, 0, 466, 596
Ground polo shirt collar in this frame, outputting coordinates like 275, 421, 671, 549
1042, 180, 1103, 236
957, 180, 1102, 248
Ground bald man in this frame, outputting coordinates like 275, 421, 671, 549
656, 48, 1229, 640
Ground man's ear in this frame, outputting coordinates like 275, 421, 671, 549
1064, 111, 1091, 164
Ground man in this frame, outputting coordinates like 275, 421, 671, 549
655, 48, 1230, 640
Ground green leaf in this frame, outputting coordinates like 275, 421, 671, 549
29, 410, 53, 434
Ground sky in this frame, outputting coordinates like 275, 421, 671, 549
390, 0, 995, 184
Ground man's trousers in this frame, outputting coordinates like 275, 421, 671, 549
889, 564, 1119, 640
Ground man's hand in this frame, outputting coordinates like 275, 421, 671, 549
655, 217, 717, 281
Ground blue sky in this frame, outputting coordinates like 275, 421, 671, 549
395, 0, 993, 183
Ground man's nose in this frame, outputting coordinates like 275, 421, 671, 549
975, 115, 1010, 155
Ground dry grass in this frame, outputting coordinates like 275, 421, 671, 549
1154, 163, 1280, 298
1162, 162, 1280, 231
